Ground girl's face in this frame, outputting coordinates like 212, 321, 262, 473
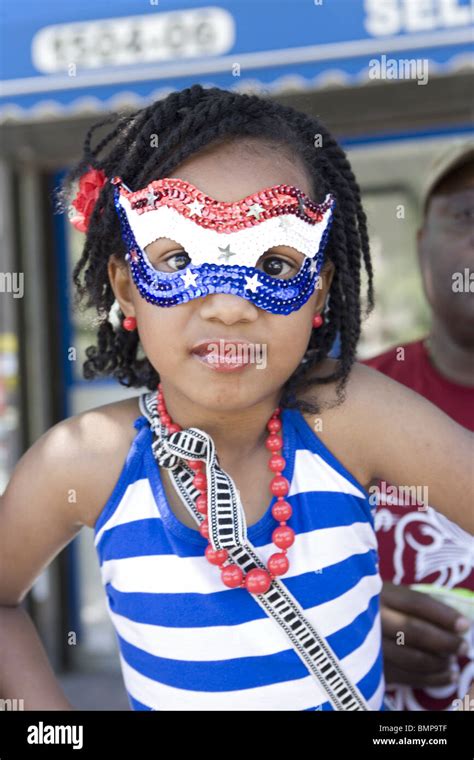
109, 141, 334, 414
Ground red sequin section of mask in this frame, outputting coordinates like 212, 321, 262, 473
114, 176, 333, 233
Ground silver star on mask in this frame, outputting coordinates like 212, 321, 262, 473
218, 244, 237, 262
147, 190, 157, 207
247, 202, 264, 220
278, 216, 292, 230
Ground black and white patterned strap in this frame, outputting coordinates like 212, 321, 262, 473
139, 390, 371, 711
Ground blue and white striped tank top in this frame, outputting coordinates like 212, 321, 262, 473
94, 398, 386, 711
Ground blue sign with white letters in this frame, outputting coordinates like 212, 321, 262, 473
0, 0, 472, 120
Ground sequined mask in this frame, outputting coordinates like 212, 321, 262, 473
111, 176, 336, 315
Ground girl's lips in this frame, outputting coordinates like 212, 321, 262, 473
191, 352, 251, 373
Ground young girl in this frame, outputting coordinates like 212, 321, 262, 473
0, 84, 472, 712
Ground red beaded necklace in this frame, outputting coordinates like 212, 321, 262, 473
156, 383, 295, 595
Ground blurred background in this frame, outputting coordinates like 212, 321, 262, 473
0, 0, 472, 709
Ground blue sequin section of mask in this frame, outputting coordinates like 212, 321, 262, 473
113, 187, 335, 315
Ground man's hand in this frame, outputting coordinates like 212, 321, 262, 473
381, 582, 471, 688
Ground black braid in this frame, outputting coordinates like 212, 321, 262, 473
56, 84, 374, 415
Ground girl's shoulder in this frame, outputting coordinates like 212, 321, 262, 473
297, 358, 389, 490
0, 394, 144, 604
299, 357, 474, 535
56, 394, 143, 528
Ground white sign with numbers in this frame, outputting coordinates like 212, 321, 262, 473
32, 7, 235, 73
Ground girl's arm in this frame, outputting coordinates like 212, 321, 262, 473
0, 406, 123, 709
350, 363, 473, 535
0, 605, 74, 710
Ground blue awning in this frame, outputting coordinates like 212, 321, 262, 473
1, 0, 473, 122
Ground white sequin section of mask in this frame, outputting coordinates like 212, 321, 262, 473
118, 196, 333, 269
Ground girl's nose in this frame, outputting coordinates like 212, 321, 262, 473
198, 292, 259, 324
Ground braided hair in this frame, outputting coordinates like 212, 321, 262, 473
57, 84, 374, 415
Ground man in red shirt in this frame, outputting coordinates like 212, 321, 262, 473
363, 141, 474, 711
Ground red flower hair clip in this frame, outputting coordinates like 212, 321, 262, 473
68, 166, 107, 233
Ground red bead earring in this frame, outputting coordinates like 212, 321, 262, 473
123, 316, 137, 331
312, 314, 324, 328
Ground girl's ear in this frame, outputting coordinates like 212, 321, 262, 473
313, 259, 335, 312
107, 254, 136, 318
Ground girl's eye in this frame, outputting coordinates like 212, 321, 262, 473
166, 251, 191, 270
154, 250, 191, 272
258, 254, 297, 279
